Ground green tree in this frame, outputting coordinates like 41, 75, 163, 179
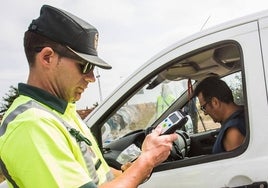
0, 86, 19, 115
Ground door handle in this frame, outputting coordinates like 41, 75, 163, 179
231, 181, 267, 188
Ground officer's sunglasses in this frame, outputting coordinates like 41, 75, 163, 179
35, 47, 95, 74
71, 58, 95, 74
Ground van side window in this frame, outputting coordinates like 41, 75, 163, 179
101, 42, 248, 163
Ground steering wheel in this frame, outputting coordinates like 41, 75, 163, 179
172, 130, 190, 160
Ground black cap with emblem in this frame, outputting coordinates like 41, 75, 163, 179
28, 5, 112, 69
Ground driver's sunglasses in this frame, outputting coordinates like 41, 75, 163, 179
35, 47, 95, 74
200, 100, 211, 112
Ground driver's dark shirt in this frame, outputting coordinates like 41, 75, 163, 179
212, 108, 246, 154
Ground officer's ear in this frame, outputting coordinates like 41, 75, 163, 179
36, 47, 55, 65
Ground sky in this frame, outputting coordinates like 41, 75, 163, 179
1, 0, 268, 109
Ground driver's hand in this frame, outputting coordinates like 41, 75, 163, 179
141, 125, 178, 167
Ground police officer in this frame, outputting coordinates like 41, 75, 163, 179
0, 5, 177, 188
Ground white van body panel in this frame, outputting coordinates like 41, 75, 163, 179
84, 10, 268, 188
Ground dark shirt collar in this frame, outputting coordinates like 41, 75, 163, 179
18, 83, 68, 114
222, 106, 244, 125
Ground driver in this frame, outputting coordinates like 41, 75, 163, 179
0, 5, 178, 188
193, 76, 246, 154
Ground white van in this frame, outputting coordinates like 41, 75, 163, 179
85, 10, 268, 187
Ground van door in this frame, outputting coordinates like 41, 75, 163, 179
259, 17, 268, 99
140, 21, 268, 188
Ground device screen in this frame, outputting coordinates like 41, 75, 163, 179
169, 113, 180, 123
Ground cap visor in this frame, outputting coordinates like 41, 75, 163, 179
67, 46, 112, 69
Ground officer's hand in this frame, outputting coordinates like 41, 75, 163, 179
141, 125, 178, 167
